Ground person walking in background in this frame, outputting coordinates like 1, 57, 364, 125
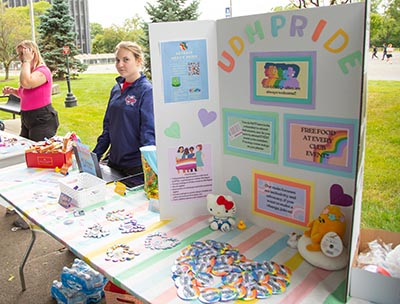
386, 43, 394, 63
371, 45, 379, 59
381, 43, 387, 60
2, 40, 59, 142
93, 41, 155, 177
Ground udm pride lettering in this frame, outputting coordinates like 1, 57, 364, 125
217, 14, 362, 75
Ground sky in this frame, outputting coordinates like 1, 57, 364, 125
87, 0, 292, 27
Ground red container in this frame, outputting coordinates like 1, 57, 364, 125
104, 281, 144, 304
25, 149, 72, 168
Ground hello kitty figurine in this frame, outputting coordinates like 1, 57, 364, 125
207, 194, 236, 232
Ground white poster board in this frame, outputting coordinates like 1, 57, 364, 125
150, 4, 368, 298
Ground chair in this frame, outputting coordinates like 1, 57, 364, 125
0, 95, 21, 119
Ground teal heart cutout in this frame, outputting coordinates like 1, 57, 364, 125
226, 176, 241, 194
164, 122, 181, 138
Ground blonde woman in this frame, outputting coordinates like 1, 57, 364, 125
2, 40, 59, 141
93, 41, 155, 177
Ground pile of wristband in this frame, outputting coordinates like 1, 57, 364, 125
105, 209, 134, 221
145, 232, 180, 250
105, 244, 140, 262
119, 219, 146, 233
84, 223, 110, 238
171, 240, 292, 303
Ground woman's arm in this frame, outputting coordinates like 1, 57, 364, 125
139, 88, 156, 146
92, 93, 113, 160
20, 62, 47, 89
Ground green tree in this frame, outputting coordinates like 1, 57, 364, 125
273, 2, 298, 11
0, 4, 30, 80
37, 0, 87, 80
370, 12, 384, 47
0, 2, 50, 80
383, 0, 400, 46
368, 0, 400, 47
140, 0, 200, 79
91, 16, 144, 54
370, 0, 383, 13
90, 22, 104, 40
13, 1, 51, 39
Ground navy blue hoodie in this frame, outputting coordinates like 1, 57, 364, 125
93, 73, 155, 170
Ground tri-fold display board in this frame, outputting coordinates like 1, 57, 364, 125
149, 2, 368, 300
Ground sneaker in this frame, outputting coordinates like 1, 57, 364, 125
13, 217, 30, 230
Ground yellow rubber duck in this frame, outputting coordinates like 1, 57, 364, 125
237, 220, 246, 230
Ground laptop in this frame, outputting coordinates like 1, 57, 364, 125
72, 142, 126, 183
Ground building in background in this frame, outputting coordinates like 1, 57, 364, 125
3, 0, 91, 54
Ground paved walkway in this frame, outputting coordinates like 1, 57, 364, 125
366, 51, 400, 80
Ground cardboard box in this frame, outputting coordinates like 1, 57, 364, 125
25, 149, 72, 168
350, 228, 400, 304
104, 281, 145, 304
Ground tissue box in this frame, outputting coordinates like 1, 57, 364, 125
59, 173, 106, 208
104, 281, 144, 304
25, 149, 73, 168
350, 228, 400, 304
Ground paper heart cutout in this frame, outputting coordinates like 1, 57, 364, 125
330, 184, 353, 207
198, 108, 217, 127
164, 122, 181, 139
226, 176, 241, 195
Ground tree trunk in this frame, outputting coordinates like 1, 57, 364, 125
3, 62, 11, 81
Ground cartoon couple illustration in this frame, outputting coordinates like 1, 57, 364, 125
261, 62, 300, 90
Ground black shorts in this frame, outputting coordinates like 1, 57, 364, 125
20, 104, 59, 141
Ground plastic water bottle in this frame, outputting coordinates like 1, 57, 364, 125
51, 280, 87, 304
61, 258, 105, 294
52, 258, 106, 303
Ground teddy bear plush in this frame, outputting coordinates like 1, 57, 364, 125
207, 194, 236, 232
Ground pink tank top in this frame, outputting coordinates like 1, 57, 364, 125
18, 65, 53, 111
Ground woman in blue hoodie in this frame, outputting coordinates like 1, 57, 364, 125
93, 41, 155, 176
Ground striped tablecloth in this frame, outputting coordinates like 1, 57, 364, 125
0, 131, 32, 168
0, 164, 369, 304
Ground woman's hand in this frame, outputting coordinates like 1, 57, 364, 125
21, 47, 34, 63
2, 86, 16, 95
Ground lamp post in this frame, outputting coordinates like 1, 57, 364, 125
63, 46, 77, 107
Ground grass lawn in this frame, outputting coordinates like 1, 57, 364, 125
362, 81, 400, 232
1, 75, 399, 232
